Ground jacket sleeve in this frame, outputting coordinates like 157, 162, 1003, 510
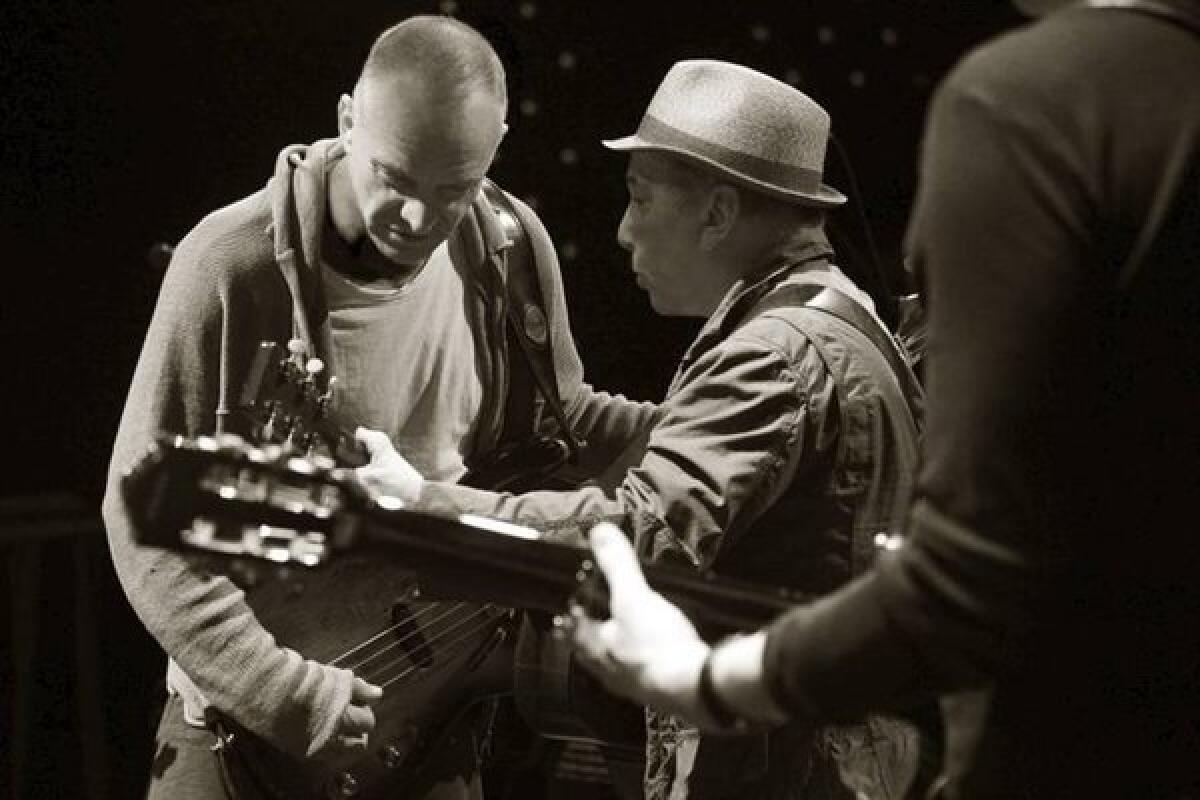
506, 194, 661, 480
101, 217, 354, 757
416, 318, 833, 566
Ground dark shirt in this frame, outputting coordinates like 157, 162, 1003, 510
761, 5, 1200, 797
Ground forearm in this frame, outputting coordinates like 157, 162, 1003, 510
415, 478, 630, 547
420, 331, 821, 567
105, 410, 355, 757
560, 384, 660, 481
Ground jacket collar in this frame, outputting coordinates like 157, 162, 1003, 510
674, 235, 835, 380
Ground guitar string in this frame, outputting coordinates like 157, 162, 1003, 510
363, 612, 501, 689
327, 601, 465, 668
376, 617, 506, 691
349, 604, 501, 679
332, 602, 504, 679
371, 613, 509, 691
335, 602, 475, 672
324, 582, 510, 668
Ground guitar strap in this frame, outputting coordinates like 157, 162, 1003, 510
755, 282, 925, 433
479, 180, 582, 460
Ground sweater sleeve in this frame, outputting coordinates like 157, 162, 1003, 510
101, 212, 354, 757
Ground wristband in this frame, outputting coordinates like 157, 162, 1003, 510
696, 646, 752, 734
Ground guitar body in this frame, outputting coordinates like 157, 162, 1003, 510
512, 613, 645, 753
215, 338, 572, 797
220, 552, 517, 799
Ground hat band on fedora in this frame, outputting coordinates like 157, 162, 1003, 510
637, 114, 824, 195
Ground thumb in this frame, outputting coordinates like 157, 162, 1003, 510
587, 522, 648, 608
355, 427, 391, 457
353, 675, 384, 705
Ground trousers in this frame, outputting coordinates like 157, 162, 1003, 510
145, 694, 484, 799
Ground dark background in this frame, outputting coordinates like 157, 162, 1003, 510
2, 2, 1024, 797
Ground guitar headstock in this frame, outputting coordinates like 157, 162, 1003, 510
234, 339, 368, 467
122, 432, 369, 569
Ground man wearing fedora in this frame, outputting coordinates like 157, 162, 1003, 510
357, 59, 924, 799
566, 2, 1200, 799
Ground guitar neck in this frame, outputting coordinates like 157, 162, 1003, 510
353, 505, 805, 638
126, 433, 805, 638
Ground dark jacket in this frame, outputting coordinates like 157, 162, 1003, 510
762, 5, 1200, 797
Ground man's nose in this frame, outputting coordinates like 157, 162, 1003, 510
399, 197, 436, 235
616, 206, 634, 252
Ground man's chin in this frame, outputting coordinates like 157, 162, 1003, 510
645, 293, 678, 317
367, 236, 432, 275
374, 239, 422, 262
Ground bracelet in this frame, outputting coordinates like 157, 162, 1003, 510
696, 646, 751, 734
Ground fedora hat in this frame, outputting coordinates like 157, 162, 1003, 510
604, 59, 846, 208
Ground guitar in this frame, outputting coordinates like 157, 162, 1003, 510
234, 339, 637, 743
124, 434, 816, 796
152, 339, 575, 798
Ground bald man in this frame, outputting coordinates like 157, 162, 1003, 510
103, 15, 655, 799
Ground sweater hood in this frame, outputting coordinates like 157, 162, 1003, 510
264, 137, 344, 360
269, 138, 342, 277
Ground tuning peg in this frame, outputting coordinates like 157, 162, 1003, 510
286, 338, 309, 371
260, 404, 282, 444
305, 357, 324, 377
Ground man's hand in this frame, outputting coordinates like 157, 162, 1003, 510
319, 675, 384, 757
355, 427, 424, 503
567, 523, 712, 722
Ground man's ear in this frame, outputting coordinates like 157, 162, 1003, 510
699, 184, 739, 252
337, 93, 355, 141
492, 120, 510, 156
